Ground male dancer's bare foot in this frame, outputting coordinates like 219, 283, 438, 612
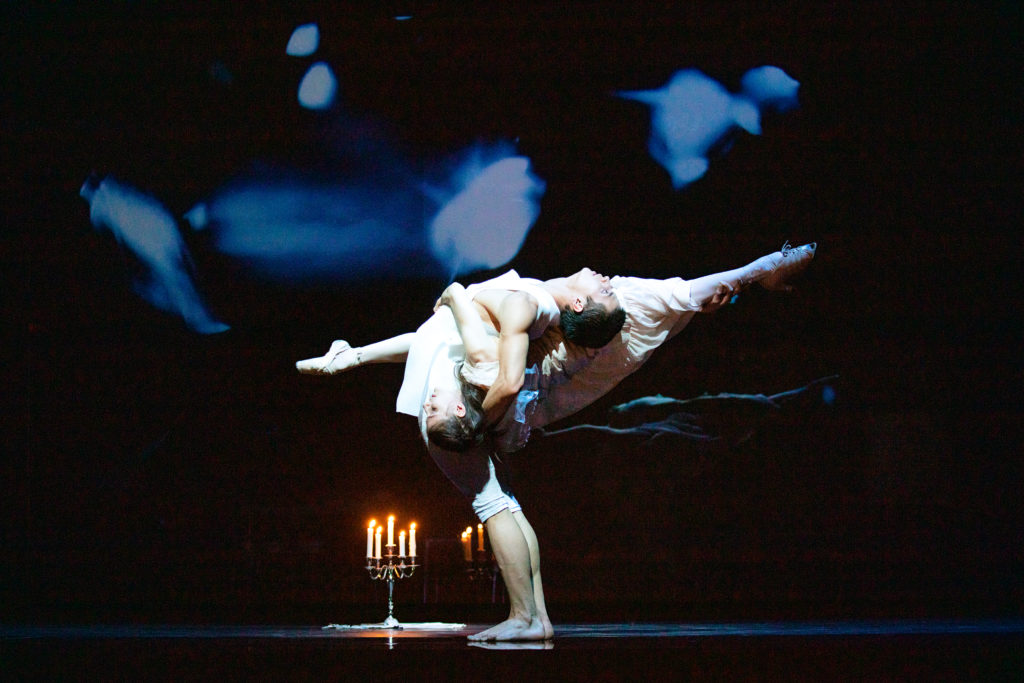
467, 616, 548, 642
295, 340, 360, 375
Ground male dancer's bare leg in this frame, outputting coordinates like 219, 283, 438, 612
296, 333, 415, 374
468, 510, 547, 641
512, 510, 554, 639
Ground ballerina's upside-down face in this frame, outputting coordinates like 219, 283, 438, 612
423, 387, 466, 432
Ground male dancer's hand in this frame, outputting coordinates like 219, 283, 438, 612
700, 282, 735, 313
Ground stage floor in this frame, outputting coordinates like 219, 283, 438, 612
4, 620, 1023, 679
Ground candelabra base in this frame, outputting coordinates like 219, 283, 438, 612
322, 621, 467, 631
324, 616, 401, 630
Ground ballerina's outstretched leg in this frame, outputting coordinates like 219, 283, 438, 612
296, 333, 416, 375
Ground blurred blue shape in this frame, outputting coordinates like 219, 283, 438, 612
286, 23, 320, 57
191, 175, 431, 282
298, 62, 337, 110
428, 155, 545, 275
619, 66, 799, 188
186, 144, 544, 284
80, 176, 230, 334
740, 66, 800, 113
389, 0, 416, 20
822, 384, 837, 406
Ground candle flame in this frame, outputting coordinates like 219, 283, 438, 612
368, 519, 376, 528
388, 515, 395, 521
410, 523, 416, 530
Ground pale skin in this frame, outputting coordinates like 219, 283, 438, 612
468, 509, 552, 641
296, 244, 815, 641
420, 281, 505, 432
476, 269, 618, 427
425, 270, 620, 429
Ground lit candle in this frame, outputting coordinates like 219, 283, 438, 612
477, 523, 485, 552
399, 530, 406, 557
387, 515, 395, 547
409, 523, 417, 557
461, 531, 472, 561
366, 519, 376, 558
375, 525, 382, 559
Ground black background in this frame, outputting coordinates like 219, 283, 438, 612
3, 1, 1021, 625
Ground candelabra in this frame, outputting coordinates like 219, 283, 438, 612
466, 547, 496, 580
322, 517, 466, 632
364, 544, 418, 629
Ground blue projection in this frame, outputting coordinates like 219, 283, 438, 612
78, 145, 543, 327
618, 66, 799, 188
185, 173, 427, 282
80, 177, 230, 334
285, 23, 320, 57
185, 143, 544, 284
426, 148, 546, 277
297, 62, 338, 110
81, 15, 799, 333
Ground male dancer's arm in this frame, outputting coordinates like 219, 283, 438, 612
434, 283, 495, 365
480, 291, 536, 425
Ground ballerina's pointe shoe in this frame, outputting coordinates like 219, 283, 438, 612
295, 340, 360, 375
758, 242, 817, 292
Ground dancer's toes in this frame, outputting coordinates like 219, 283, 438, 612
467, 626, 497, 642
296, 355, 322, 373
759, 242, 816, 291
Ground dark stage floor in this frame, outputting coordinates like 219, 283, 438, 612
4, 620, 1023, 680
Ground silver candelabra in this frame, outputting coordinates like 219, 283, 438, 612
364, 544, 418, 629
